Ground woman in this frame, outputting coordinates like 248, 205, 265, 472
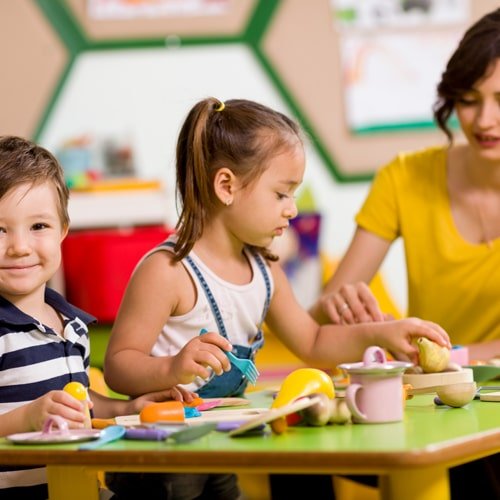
308, 9, 500, 500
311, 8, 500, 363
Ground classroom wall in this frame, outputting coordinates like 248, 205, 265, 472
0, 0, 497, 313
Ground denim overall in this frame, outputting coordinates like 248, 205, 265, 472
161, 242, 271, 398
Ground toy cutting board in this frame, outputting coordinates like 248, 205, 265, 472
229, 395, 322, 437
403, 368, 473, 389
480, 390, 500, 402
95, 407, 268, 428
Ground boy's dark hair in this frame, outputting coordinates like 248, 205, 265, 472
434, 8, 500, 142
0, 136, 70, 227
174, 97, 302, 261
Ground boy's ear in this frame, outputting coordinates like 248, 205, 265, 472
61, 224, 69, 241
213, 167, 236, 205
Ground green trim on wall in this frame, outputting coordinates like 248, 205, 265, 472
243, 0, 280, 45
32, 0, 369, 182
35, 0, 88, 52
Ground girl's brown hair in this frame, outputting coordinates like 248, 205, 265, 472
0, 136, 70, 227
174, 97, 302, 261
434, 8, 500, 142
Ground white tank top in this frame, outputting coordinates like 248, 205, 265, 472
146, 240, 273, 359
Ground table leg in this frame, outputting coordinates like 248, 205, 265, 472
47, 465, 100, 500
380, 466, 450, 500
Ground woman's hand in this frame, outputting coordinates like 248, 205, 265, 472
376, 318, 451, 365
320, 282, 386, 325
170, 332, 232, 385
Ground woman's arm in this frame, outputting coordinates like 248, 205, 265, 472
89, 386, 198, 419
467, 339, 500, 362
310, 227, 392, 324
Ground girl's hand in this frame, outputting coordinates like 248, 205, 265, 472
377, 318, 451, 365
127, 386, 198, 415
170, 332, 232, 385
24, 390, 87, 431
321, 282, 385, 325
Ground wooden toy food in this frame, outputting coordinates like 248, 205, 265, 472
414, 337, 450, 373
435, 382, 477, 408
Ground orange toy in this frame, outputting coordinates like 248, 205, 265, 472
140, 401, 185, 424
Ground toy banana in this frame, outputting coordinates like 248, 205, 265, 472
415, 337, 450, 373
270, 368, 335, 434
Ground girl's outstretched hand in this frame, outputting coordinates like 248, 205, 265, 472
126, 386, 198, 415
170, 331, 232, 385
376, 318, 451, 365
321, 282, 385, 325
23, 390, 87, 432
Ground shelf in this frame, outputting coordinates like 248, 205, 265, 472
68, 189, 171, 229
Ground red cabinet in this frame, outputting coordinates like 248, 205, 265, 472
62, 225, 173, 323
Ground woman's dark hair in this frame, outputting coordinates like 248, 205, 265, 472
174, 97, 302, 261
434, 8, 500, 142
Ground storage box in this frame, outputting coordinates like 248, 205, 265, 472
62, 225, 172, 323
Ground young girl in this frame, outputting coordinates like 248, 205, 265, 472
104, 97, 450, 499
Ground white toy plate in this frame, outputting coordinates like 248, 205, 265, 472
7, 429, 101, 445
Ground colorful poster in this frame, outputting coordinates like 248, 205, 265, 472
88, 0, 229, 19
332, 0, 470, 133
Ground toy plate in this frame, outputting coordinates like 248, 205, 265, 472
464, 365, 500, 382
7, 429, 101, 445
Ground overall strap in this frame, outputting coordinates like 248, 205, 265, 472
160, 240, 229, 338
251, 250, 272, 327
184, 255, 229, 339
159, 241, 271, 344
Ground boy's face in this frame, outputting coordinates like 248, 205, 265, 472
0, 182, 68, 305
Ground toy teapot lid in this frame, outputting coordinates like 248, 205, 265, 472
338, 346, 413, 375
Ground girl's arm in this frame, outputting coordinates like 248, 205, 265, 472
104, 252, 230, 397
267, 262, 450, 368
89, 386, 197, 419
309, 227, 392, 325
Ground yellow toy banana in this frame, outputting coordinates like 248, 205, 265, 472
270, 368, 335, 434
415, 337, 450, 373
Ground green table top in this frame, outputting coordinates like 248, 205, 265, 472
0, 391, 498, 473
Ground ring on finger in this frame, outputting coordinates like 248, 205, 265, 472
338, 302, 350, 315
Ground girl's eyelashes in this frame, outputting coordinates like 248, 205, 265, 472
276, 191, 298, 201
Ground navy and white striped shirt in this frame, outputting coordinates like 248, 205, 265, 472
0, 288, 95, 496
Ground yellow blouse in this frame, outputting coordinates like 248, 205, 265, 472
356, 146, 500, 345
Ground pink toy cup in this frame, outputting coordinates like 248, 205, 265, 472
339, 346, 413, 424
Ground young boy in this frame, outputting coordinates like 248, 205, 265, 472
0, 136, 196, 499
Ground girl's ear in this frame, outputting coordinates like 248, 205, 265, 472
213, 167, 236, 206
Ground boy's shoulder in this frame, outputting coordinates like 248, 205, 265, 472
45, 288, 96, 325
0, 289, 95, 330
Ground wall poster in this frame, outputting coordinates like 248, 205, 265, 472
332, 0, 470, 133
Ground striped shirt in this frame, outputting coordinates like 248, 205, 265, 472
0, 288, 95, 497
